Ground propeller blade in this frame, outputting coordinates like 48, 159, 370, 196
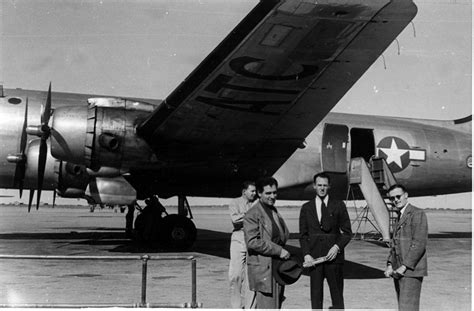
19, 98, 29, 197
36, 83, 52, 210
20, 98, 29, 155
42, 82, 52, 127
52, 190, 57, 209
36, 138, 47, 210
19, 180, 24, 199
13, 97, 29, 198
28, 189, 35, 213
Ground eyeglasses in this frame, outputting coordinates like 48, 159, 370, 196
388, 194, 404, 201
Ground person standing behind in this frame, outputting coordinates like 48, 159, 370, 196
299, 172, 352, 309
228, 181, 257, 309
244, 177, 291, 309
384, 184, 428, 311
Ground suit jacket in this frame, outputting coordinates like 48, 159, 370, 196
244, 200, 290, 294
299, 197, 352, 264
388, 203, 428, 277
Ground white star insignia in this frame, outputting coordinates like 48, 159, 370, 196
379, 139, 409, 168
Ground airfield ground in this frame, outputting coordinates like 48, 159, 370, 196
0, 205, 470, 310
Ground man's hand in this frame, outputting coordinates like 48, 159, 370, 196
280, 248, 290, 260
394, 265, 407, 276
303, 255, 315, 267
326, 245, 339, 261
384, 265, 393, 278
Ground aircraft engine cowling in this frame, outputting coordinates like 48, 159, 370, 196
56, 162, 90, 198
10, 137, 89, 197
51, 98, 157, 170
55, 163, 137, 206
85, 176, 137, 205
23, 139, 59, 190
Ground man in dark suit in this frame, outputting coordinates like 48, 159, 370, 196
244, 177, 291, 309
384, 184, 428, 311
299, 172, 352, 309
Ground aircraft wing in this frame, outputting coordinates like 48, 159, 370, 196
137, 0, 417, 177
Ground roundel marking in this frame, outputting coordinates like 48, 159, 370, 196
377, 137, 412, 173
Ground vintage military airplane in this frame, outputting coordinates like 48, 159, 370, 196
0, 0, 471, 248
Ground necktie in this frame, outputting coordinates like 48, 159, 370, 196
396, 210, 401, 225
320, 198, 330, 232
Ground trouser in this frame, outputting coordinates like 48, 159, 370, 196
309, 262, 344, 309
394, 276, 423, 311
229, 231, 252, 308
249, 278, 285, 309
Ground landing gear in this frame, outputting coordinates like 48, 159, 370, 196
125, 204, 135, 238
160, 214, 197, 249
133, 195, 197, 250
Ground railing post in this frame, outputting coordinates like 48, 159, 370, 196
191, 259, 197, 308
141, 255, 149, 307
0, 254, 199, 308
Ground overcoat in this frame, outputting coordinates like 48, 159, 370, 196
244, 201, 289, 294
388, 203, 428, 277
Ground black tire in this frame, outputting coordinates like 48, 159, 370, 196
160, 215, 197, 250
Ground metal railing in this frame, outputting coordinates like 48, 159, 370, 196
0, 254, 202, 308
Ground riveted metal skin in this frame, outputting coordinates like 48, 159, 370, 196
51, 98, 157, 170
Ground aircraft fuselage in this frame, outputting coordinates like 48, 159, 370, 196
275, 112, 471, 200
0, 89, 471, 202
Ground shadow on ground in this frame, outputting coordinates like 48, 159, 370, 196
0, 230, 124, 241
428, 232, 472, 239
108, 229, 385, 279
2, 227, 468, 280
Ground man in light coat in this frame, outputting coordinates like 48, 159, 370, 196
243, 177, 290, 309
228, 181, 256, 308
384, 184, 428, 311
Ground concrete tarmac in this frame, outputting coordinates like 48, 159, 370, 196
0, 205, 471, 309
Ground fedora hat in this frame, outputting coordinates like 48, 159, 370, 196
273, 257, 303, 285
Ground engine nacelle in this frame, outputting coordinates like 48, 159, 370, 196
85, 176, 137, 205
51, 97, 158, 170
56, 162, 90, 198
55, 163, 137, 205
24, 139, 59, 190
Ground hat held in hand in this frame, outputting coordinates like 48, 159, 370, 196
273, 257, 303, 285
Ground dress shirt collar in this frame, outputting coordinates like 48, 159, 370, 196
400, 202, 409, 216
315, 195, 329, 206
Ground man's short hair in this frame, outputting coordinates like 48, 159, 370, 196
242, 181, 255, 191
313, 172, 331, 184
256, 177, 278, 193
387, 184, 407, 194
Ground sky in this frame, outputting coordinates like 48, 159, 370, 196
0, 0, 472, 208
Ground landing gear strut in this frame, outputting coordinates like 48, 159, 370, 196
133, 195, 197, 250
125, 204, 135, 238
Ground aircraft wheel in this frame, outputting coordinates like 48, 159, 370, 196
160, 215, 197, 250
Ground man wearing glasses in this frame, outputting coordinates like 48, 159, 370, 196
384, 184, 428, 311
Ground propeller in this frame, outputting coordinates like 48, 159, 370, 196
26, 83, 52, 210
28, 189, 35, 213
12, 97, 29, 198
52, 190, 57, 209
